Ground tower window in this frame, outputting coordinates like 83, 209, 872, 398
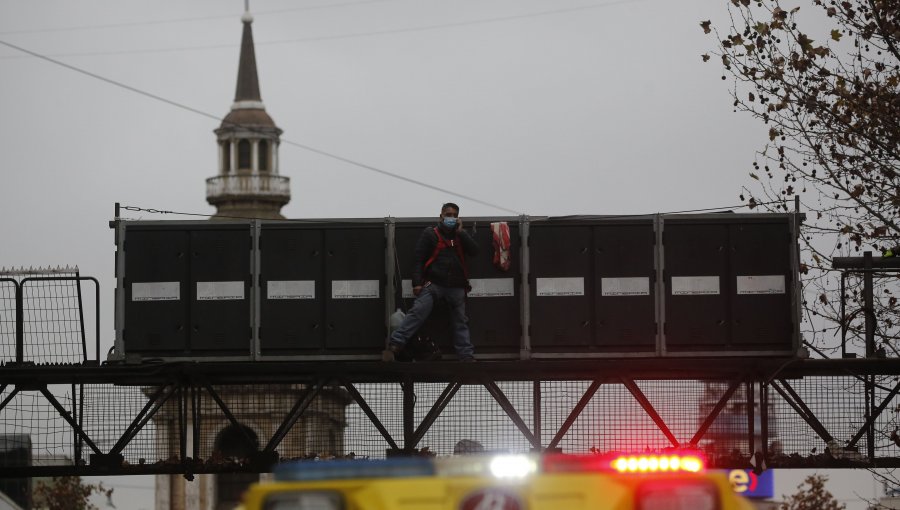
238, 139, 251, 170
258, 140, 269, 172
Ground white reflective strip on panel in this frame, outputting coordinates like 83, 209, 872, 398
132, 282, 180, 301
671, 276, 720, 296
736, 275, 785, 295
267, 280, 315, 300
601, 277, 650, 297
196, 281, 245, 301
332, 280, 380, 299
469, 278, 515, 298
401, 279, 414, 299
536, 277, 584, 297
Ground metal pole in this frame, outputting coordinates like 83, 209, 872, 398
760, 381, 769, 464
747, 380, 755, 457
519, 215, 531, 360
863, 251, 875, 357
251, 220, 261, 360
840, 272, 847, 358
15, 280, 23, 364
75, 271, 87, 362
867, 375, 875, 461
403, 378, 415, 453
533, 381, 541, 451
656, 214, 666, 355
385, 217, 396, 346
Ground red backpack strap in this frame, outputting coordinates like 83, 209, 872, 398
423, 227, 447, 272
423, 227, 470, 281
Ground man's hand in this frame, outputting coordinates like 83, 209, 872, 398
413, 285, 423, 296
456, 218, 463, 231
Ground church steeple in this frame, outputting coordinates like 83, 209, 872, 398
207, 4, 290, 220
234, 9, 262, 103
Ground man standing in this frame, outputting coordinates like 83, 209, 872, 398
384, 202, 479, 362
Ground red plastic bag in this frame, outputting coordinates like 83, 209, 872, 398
490, 222, 511, 271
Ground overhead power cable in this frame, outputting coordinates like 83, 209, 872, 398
0, 37, 521, 215
120, 200, 782, 222
0, 0, 646, 60
0, 0, 397, 36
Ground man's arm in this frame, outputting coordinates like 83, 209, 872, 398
411, 228, 436, 289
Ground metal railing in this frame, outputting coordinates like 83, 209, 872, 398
0, 276, 100, 365
206, 174, 290, 201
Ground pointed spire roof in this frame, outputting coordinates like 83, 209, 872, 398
234, 9, 261, 102
221, 5, 277, 129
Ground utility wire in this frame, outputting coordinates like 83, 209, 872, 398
0, 35, 782, 219
0, 37, 522, 215
0, 0, 645, 60
120, 201, 778, 222
0, 0, 397, 36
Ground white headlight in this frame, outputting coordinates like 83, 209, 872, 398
488, 455, 538, 479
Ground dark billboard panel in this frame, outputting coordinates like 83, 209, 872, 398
115, 214, 798, 361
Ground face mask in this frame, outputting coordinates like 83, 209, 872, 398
442, 217, 458, 229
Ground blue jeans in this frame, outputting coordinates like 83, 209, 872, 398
390, 283, 474, 360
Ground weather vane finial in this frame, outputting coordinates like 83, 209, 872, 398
241, 0, 253, 23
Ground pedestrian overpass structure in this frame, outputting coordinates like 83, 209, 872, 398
1, 213, 898, 478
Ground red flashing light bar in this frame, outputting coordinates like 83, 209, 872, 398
612, 454, 704, 473
543, 453, 705, 474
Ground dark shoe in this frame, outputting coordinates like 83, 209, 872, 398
382, 343, 404, 362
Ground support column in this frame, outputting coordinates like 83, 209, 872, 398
273, 142, 279, 175
251, 140, 259, 172
229, 138, 237, 174
218, 142, 224, 175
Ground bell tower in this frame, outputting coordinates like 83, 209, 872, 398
207, 5, 289, 219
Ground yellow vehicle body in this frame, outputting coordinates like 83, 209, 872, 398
241, 464, 756, 510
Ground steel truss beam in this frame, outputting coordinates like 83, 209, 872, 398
411, 382, 461, 449
849, 378, 900, 448
771, 379, 834, 443
482, 379, 539, 449
2, 358, 900, 477
690, 378, 744, 446
547, 380, 602, 450
622, 378, 681, 448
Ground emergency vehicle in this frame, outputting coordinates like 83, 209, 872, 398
240, 452, 755, 510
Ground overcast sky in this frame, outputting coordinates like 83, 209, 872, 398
0, 0, 882, 508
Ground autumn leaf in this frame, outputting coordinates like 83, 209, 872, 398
750, 172, 760, 180
702, 53, 711, 62
769, 127, 779, 141
798, 33, 815, 53
831, 29, 842, 41
700, 20, 711, 34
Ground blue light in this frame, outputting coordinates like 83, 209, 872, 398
274, 458, 436, 482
